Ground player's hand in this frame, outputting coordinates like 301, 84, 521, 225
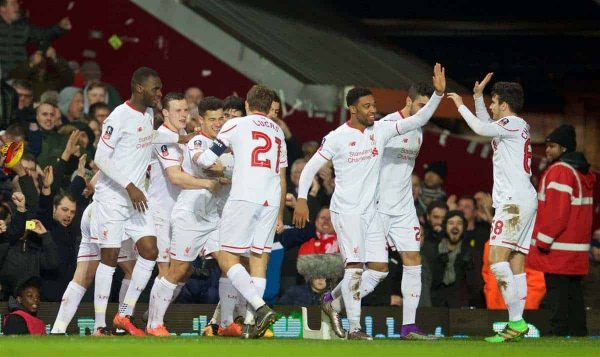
58, 17, 72, 31
205, 161, 224, 177
217, 177, 231, 185
292, 198, 309, 228
276, 217, 285, 234
473, 72, 493, 98
126, 183, 148, 212
285, 193, 297, 208
432, 62, 446, 95
446, 93, 464, 108
11, 192, 26, 212
178, 132, 196, 144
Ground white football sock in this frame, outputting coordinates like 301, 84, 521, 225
234, 292, 247, 320
226, 264, 265, 310
147, 277, 177, 329
210, 302, 221, 325
94, 263, 115, 329
401, 265, 422, 325
218, 277, 237, 327
490, 262, 520, 321
341, 268, 363, 332
360, 269, 388, 298
513, 273, 527, 321
119, 256, 155, 317
52, 281, 86, 333
118, 278, 130, 305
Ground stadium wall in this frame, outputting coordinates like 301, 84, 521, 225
0, 303, 598, 337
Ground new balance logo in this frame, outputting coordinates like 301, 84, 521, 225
349, 141, 356, 146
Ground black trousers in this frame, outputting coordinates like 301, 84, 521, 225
543, 273, 587, 336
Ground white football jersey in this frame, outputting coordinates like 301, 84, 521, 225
213, 114, 288, 207
147, 125, 185, 218
174, 133, 218, 221
94, 102, 155, 207
378, 112, 423, 216
318, 113, 403, 215
489, 116, 537, 208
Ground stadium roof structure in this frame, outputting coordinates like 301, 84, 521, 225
132, 0, 466, 115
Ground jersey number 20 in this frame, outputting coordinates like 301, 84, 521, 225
251, 131, 282, 173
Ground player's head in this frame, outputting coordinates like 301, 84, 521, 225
267, 91, 281, 120
131, 67, 162, 108
444, 210, 466, 244
457, 195, 476, 223
161, 92, 188, 131
346, 87, 376, 127
315, 206, 334, 235
36, 102, 57, 131
490, 82, 524, 119
245, 85, 275, 115
53, 192, 76, 227
15, 277, 41, 315
406, 82, 434, 116
426, 200, 449, 233
545, 124, 576, 162
198, 96, 224, 139
223, 95, 245, 120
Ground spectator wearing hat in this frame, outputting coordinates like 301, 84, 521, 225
527, 124, 596, 336
417, 161, 447, 216
58, 86, 84, 124
2, 277, 45, 335
278, 254, 344, 306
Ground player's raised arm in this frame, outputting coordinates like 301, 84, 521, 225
447, 93, 500, 137
473, 72, 494, 122
394, 63, 445, 134
196, 120, 237, 168
293, 153, 329, 228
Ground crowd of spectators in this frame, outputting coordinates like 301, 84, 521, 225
0, 1, 598, 338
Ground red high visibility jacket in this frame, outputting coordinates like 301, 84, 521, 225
527, 159, 596, 275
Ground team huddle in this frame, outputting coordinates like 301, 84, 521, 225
49, 64, 536, 342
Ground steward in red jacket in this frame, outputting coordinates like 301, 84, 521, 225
527, 124, 595, 336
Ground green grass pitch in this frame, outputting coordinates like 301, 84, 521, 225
0, 337, 597, 357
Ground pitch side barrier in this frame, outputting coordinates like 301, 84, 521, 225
0, 304, 598, 337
